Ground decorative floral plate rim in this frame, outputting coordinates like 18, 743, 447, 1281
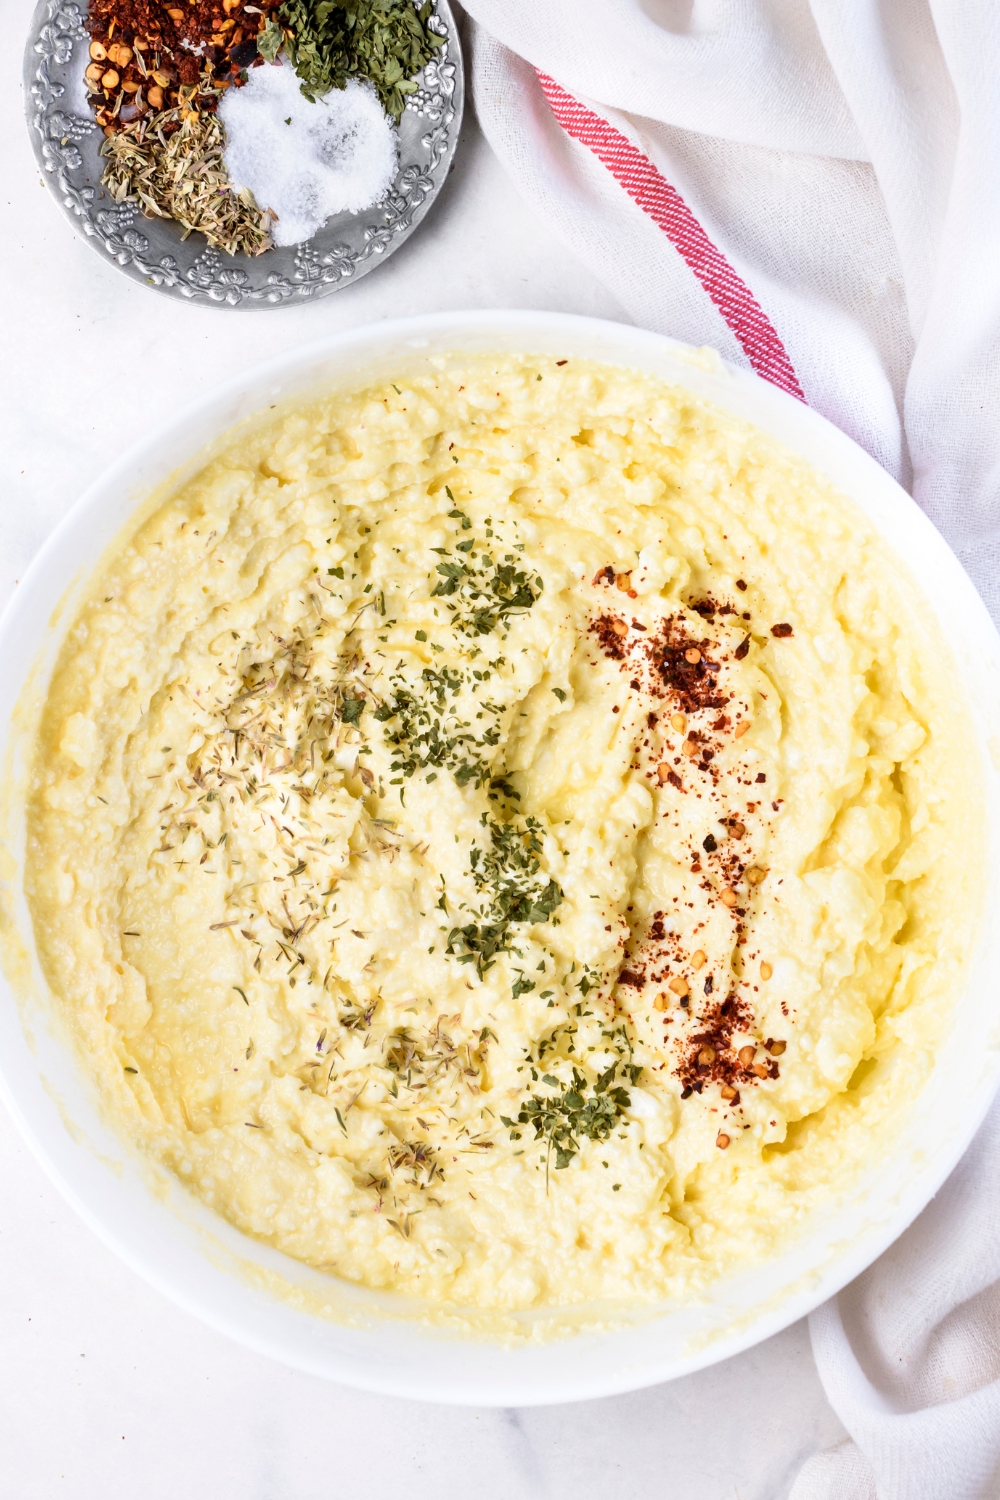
23, 0, 464, 308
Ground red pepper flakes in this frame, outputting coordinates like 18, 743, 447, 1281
676, 992, 761, 1097
86, 0, 281, 133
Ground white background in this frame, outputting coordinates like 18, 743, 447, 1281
1, 13, 847, 1493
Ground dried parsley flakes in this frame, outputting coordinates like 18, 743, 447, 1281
279, 0, 445, 118
501, 1062, 633, 1172
447, 814, 563, 975
374, 664, 505, 788
430, 545, 543, 638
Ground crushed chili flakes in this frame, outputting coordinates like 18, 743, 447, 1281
85, 0, 281, 134
652, 618, 729, 714
588, 608, 731, 713
677, 992, 760, 1095
690, 597, 737, 619
585, 588, 790, 1119
590, 612, 629, 661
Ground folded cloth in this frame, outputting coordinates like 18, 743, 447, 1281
464, 0, 1000, 621
792, 1098, 1000, 1499
461, 3, 1000, 1495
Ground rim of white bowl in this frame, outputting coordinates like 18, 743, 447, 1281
2, 310, 999, 1406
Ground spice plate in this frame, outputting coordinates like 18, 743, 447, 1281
23, 0, 463, 307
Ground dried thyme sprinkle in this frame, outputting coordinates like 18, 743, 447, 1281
279, 0, 445, 118
100, 106, 273, 257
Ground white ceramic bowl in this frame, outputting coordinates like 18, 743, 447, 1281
2, 311, 1000, 1406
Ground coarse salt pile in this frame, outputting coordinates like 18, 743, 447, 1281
220, 62, 398, 248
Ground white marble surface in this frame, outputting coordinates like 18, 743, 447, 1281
1, 20, 846, 1493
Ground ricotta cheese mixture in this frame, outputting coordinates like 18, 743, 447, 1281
25, 356, 981, 1317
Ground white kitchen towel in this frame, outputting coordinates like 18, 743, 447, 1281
793, 1098, 1000, 1499
463, 0, 1000, 625
461, 4, 1000, 1496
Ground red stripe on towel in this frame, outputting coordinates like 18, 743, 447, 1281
537, 71, 805, 401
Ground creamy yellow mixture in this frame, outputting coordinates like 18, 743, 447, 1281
25, 356, 981, 1315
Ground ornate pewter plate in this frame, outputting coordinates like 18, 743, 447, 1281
23, 0, 463, 307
